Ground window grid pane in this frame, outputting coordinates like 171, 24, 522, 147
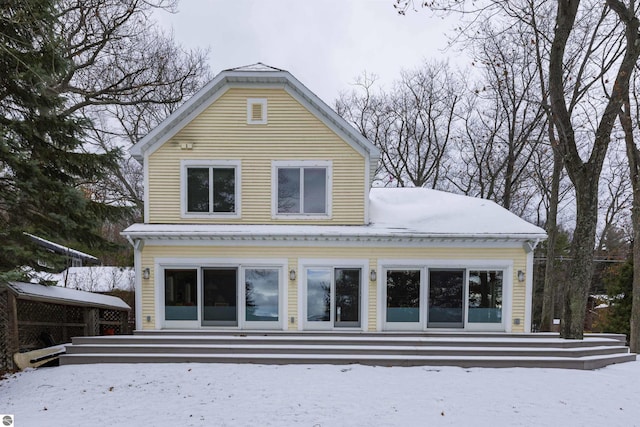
307, 268, 331, 321
303, 168, 327, 213
278, 168, 301, 213
212, 168, 235, 213
164, 269, 198, 321
468, 270, 503, 323
335, 268, 360, 326
277, 166, 327, 215
187, 168, 210, 212
245, 269, 279, 322
386, 270, 420, 322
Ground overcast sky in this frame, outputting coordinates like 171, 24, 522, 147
156, 0, 465, 105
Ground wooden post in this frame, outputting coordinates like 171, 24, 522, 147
62, 304, 68, 342
7, 292, 20, 368
85, 308, 98, 336
82, 307, 90, 336
120, 310, 129, 335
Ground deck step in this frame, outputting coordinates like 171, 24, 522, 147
68, 334, 624, 348
59, 332, 635, 370
60, 351, 636, 370
64, 343, 628, 358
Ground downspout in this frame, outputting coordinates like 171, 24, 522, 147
523, 239, 541, 333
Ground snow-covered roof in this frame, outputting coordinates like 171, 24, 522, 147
6, 281, 130, 311
369, 188, 545, 236
128, 63, 380, 175
24, 232, 98, 262
122, 188, 546, 243
57, 267, 135, 292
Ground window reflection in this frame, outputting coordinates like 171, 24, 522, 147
245, 269, 279, 322
468, 270, 503, 323
202, 268, 238, 326
386, 270, 420, 322
187, 168, 209, 212
428, 269, 464, 327
277, 166, 327, 214
164, 269, 197, 321
307, 269, 331, 321
335, 268, 360, 326
186, 166, 235, 213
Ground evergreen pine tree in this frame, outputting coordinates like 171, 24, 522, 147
0, 1, 122, 277
603, 261, 632, 338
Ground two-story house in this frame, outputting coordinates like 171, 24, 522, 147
122, 63, 546, 334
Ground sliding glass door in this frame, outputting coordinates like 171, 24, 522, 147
385, 269, 422, 329
306, 267, 361, 329
164, 269, 198, 321
383, 266, 505, 330
202, 268, 238, 326
428, 269, 465, 328
244, 268, 280, 328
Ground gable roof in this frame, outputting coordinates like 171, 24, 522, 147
130, 63, 380, 171
122, 188, 546, 243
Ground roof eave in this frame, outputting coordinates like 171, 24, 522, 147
121, 229, 547, 244
129, 68, 380, 164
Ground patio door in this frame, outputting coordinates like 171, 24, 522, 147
202, 268, 238, 326
305, 267, 361, 329
427, 269, 464, 328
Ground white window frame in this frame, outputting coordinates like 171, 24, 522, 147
155, 257, 287, 330
298, 258, 368, 331
181, 160, 241, 219
272, 160, 332, 220
247, 98, 267, 124
465, 268, 508, 331
377, 259, 512, 332
380, 265, 425, 331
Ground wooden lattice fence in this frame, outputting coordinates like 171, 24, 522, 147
1, 282, 130, 372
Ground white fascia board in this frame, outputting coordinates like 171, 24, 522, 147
121, 225, 547, 244
281, 74, 380, 160
131, 67, 380, 166
122, 234, 544, 249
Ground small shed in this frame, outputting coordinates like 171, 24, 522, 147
0, 281, 130, 371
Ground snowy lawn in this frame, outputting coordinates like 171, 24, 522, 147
1, 361, 639, 426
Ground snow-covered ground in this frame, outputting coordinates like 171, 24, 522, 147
2, 361, 639, 426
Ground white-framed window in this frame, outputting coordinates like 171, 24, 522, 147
156, 257, 287, 330
378, 260, 512, 332
247, 98, 267, 124
272, 160, 332, 218
298, 258, 368, 331
181, 160, 241, 218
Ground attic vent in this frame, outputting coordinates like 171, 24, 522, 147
247, 98, 267, 124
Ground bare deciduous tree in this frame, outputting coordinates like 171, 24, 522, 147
395, 0, 640, 340
53, 0, 211, 217
336, 61, 461, 188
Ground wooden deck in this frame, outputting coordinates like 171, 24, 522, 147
60, 331, 636, 370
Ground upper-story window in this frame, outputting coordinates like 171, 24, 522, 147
273, 160, 332, 218
181, 160, 241, 218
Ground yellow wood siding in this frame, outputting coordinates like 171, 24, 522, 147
140, 245, 528, 332
147, 88, 366, 224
